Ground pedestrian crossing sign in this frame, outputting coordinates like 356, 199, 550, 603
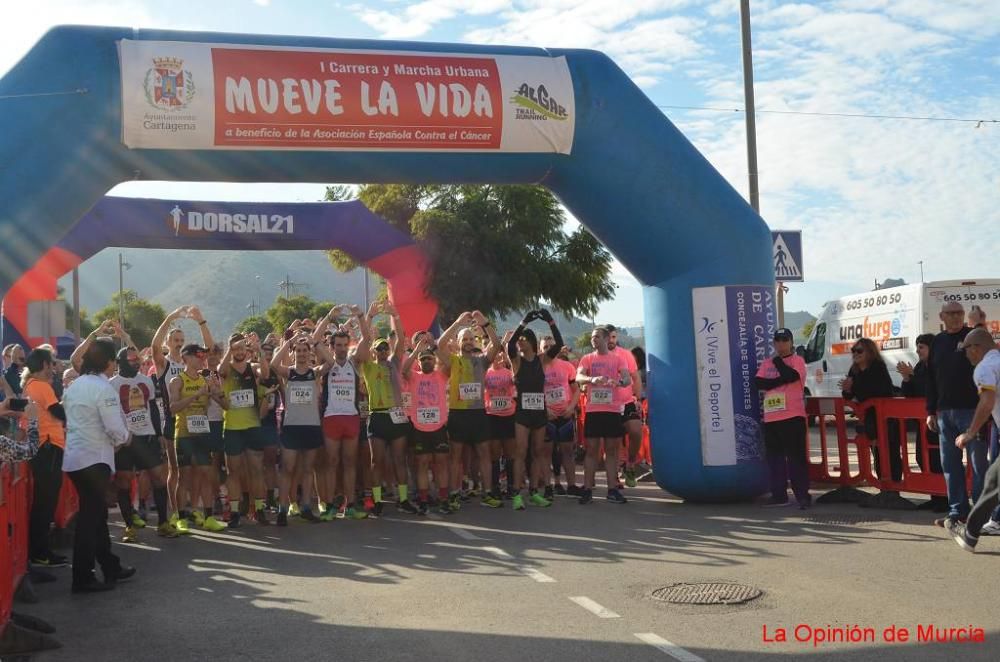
772, 231, 803, 282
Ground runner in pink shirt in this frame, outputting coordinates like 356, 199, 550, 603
754, 327, 810, 509
607, 325, 643, 488
542, 336, 580, 497
485, 336, 517, 499
402, 336, 453, 516
577, 327, 632, 505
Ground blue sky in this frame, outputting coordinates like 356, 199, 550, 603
3, 1, 997, 326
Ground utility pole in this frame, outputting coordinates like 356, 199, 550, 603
118, 252, 131, 343
277, 274, 307, 299
72, 267, 81, 343
739, 1, 779, 326
363, 268, 370, 309
918, 260, 925, 282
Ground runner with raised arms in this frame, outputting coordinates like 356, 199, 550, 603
484, 333, 517, 500
507, 309, 565, 511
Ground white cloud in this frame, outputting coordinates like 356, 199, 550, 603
354, 0, 511, 39
0, 1, 161, 77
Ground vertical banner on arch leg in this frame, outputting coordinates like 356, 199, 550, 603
692, 285, 776, 466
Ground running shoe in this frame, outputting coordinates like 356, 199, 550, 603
363, 496, 376, 513
979, 519, 1000, 536
577, 489, 593, 505
530, 492, 552, 508
157, 522, 179, 538
372, 501, 384, 518
553, 482, 566, 496
438, 500, 455, 516
345, 506, 368, 520
288, 503, 300, 518
201, 516, 227, 532
566, 485, 583, 497
123, 526, 138, 543
335, 502, 347, 520
945, 519, 977, 553
170, 514, 192, 535
480, 495, 503, 508
512, 494, 526, 511
189, 510, 205, 528
398, 500, 419, 515
31, 553, 68, 568
319, 507, 336, 522
300, 508, 320, 523
130, 513, 147, 529
606, 489, 628, 504
228, 512, 241, 529
277, 511, 288, 527
256, 508, 270, 526
449, 494, 462, 512
624, 467, 638, 488
417, 501, 429, 516
543, 485, 554, 500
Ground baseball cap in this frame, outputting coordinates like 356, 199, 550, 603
373, 338, 390, 350
773, 328, 794, 341
959, 327, 995, 350
181, 343, 207, 357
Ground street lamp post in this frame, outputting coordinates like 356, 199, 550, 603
118, 252, 131, 343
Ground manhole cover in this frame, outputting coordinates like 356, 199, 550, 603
651, 583, 762, 605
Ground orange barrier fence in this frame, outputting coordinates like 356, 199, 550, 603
807, 396, 957, 497
53, 477, 79, 529
1, 461, 32, 634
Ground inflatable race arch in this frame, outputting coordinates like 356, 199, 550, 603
0, 26, 775, 501
0, 196, 438, 351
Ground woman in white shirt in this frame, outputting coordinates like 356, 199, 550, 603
62, 337, 135, 593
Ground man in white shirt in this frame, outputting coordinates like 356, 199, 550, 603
63, 337, 135, 592
947, 328, 1000, 553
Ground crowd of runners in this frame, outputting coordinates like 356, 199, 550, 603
4, 302, 649, 561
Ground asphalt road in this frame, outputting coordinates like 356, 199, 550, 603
16, 480, 999, 662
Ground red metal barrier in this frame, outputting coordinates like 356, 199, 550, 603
0, 463, 14, 630
807, 396, 954, 497
805, 397, 874, 488
10, 462, 30, 587
870, 397, 947, 496
53, 476, 79, 529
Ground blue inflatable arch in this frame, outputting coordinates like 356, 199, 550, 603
0, 26, 773, 501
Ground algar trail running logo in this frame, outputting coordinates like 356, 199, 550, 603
511, 83, 568, 121
144, 56, 196, 111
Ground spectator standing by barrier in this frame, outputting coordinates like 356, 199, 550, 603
22, 348, 68, 568
926, 302, 988, 527
755, 328, 810, 509
897, 333, 948, 512
62, 338, 135, 593
841, 338, 908, 508
946, 328, 1000, 552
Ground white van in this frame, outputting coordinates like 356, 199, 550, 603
801, 279, 1000, 397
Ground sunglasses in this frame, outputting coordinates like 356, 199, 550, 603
851, 347, 865, 355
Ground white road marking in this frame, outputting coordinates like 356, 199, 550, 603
568, 596, 620, 618
483, 546, 513, 559
450, 526, 484, 541
634, 633, 705, 662
521, 567, 556, 583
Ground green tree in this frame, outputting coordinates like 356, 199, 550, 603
233, 315, 273, 339
574, 330, 594, 353
264, 295, 335, 335
327, 184, 615, 322
92, 289, 166, 349
800, 319, 816, 340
